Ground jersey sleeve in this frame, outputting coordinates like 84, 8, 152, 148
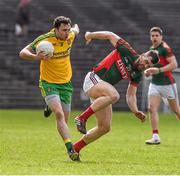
162, 42, 174, 57
29, 30, 55, 52
116, 38, 139, 57
129, 73, 142, 87
69, 31, 76, 40
30, 35, 44, 52
164, 47, 174, 57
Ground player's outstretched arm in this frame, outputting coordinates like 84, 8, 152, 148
126, 83, 146, 123
85, 31, 121, 47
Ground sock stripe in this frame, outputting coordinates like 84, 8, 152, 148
64, 139, 71, 143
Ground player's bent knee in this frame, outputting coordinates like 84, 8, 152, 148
99, 125, 111, 135
110, 92, 120, 104
148, 105, 157, 114
148, 108, 154, 114
174, 110, 180, 118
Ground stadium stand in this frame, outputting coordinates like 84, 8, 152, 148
0, 0, 180, 110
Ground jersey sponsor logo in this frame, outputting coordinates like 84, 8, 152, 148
52, 47, 71, 59
53, 42, 64, 47
123, 57, 137, 78
116, 58, 128, 80
124, 57, 132, 72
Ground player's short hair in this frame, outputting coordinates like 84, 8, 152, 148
150, 26, 163, 35
146, 50, 159, 65
53, 16, 71, 28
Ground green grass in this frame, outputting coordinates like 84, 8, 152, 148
0, 110, 180, 175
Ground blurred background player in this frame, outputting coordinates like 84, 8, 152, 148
15, 0, 31, 36
144, 27, 180, 144
19, 16, 80, 161
73, 31, 159, 156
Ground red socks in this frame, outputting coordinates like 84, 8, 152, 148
78, 106, 94, 121
153, 129, 159, 134
73, 139, 87, 153
73, 107, 94, 152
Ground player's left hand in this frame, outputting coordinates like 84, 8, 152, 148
37, 51, 52, 60
134, 111, 146, 123
71, 24, 79, 35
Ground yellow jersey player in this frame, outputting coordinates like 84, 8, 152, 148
19, 16, 80, 161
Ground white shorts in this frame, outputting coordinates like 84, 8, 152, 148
83, 71, 103, 93
148, 83, 178, 100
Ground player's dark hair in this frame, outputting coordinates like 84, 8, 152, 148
148, 50, 159, 65
150, 27, 163, 35
53, 16, 71, 28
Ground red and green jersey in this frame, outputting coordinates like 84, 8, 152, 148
150, 41, 175, 85
93, 38, 142, 86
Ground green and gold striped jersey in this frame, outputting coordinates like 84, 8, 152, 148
30, 29, 76, 84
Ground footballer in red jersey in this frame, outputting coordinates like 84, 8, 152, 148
73, 30, 159, 157
145, 27, 180, 145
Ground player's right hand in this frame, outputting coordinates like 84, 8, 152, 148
85, 31, 92, 44
134, 111, 146, 123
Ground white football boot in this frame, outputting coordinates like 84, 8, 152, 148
145, 134, 161, 145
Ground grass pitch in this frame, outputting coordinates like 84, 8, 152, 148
0, 110, 180, 175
